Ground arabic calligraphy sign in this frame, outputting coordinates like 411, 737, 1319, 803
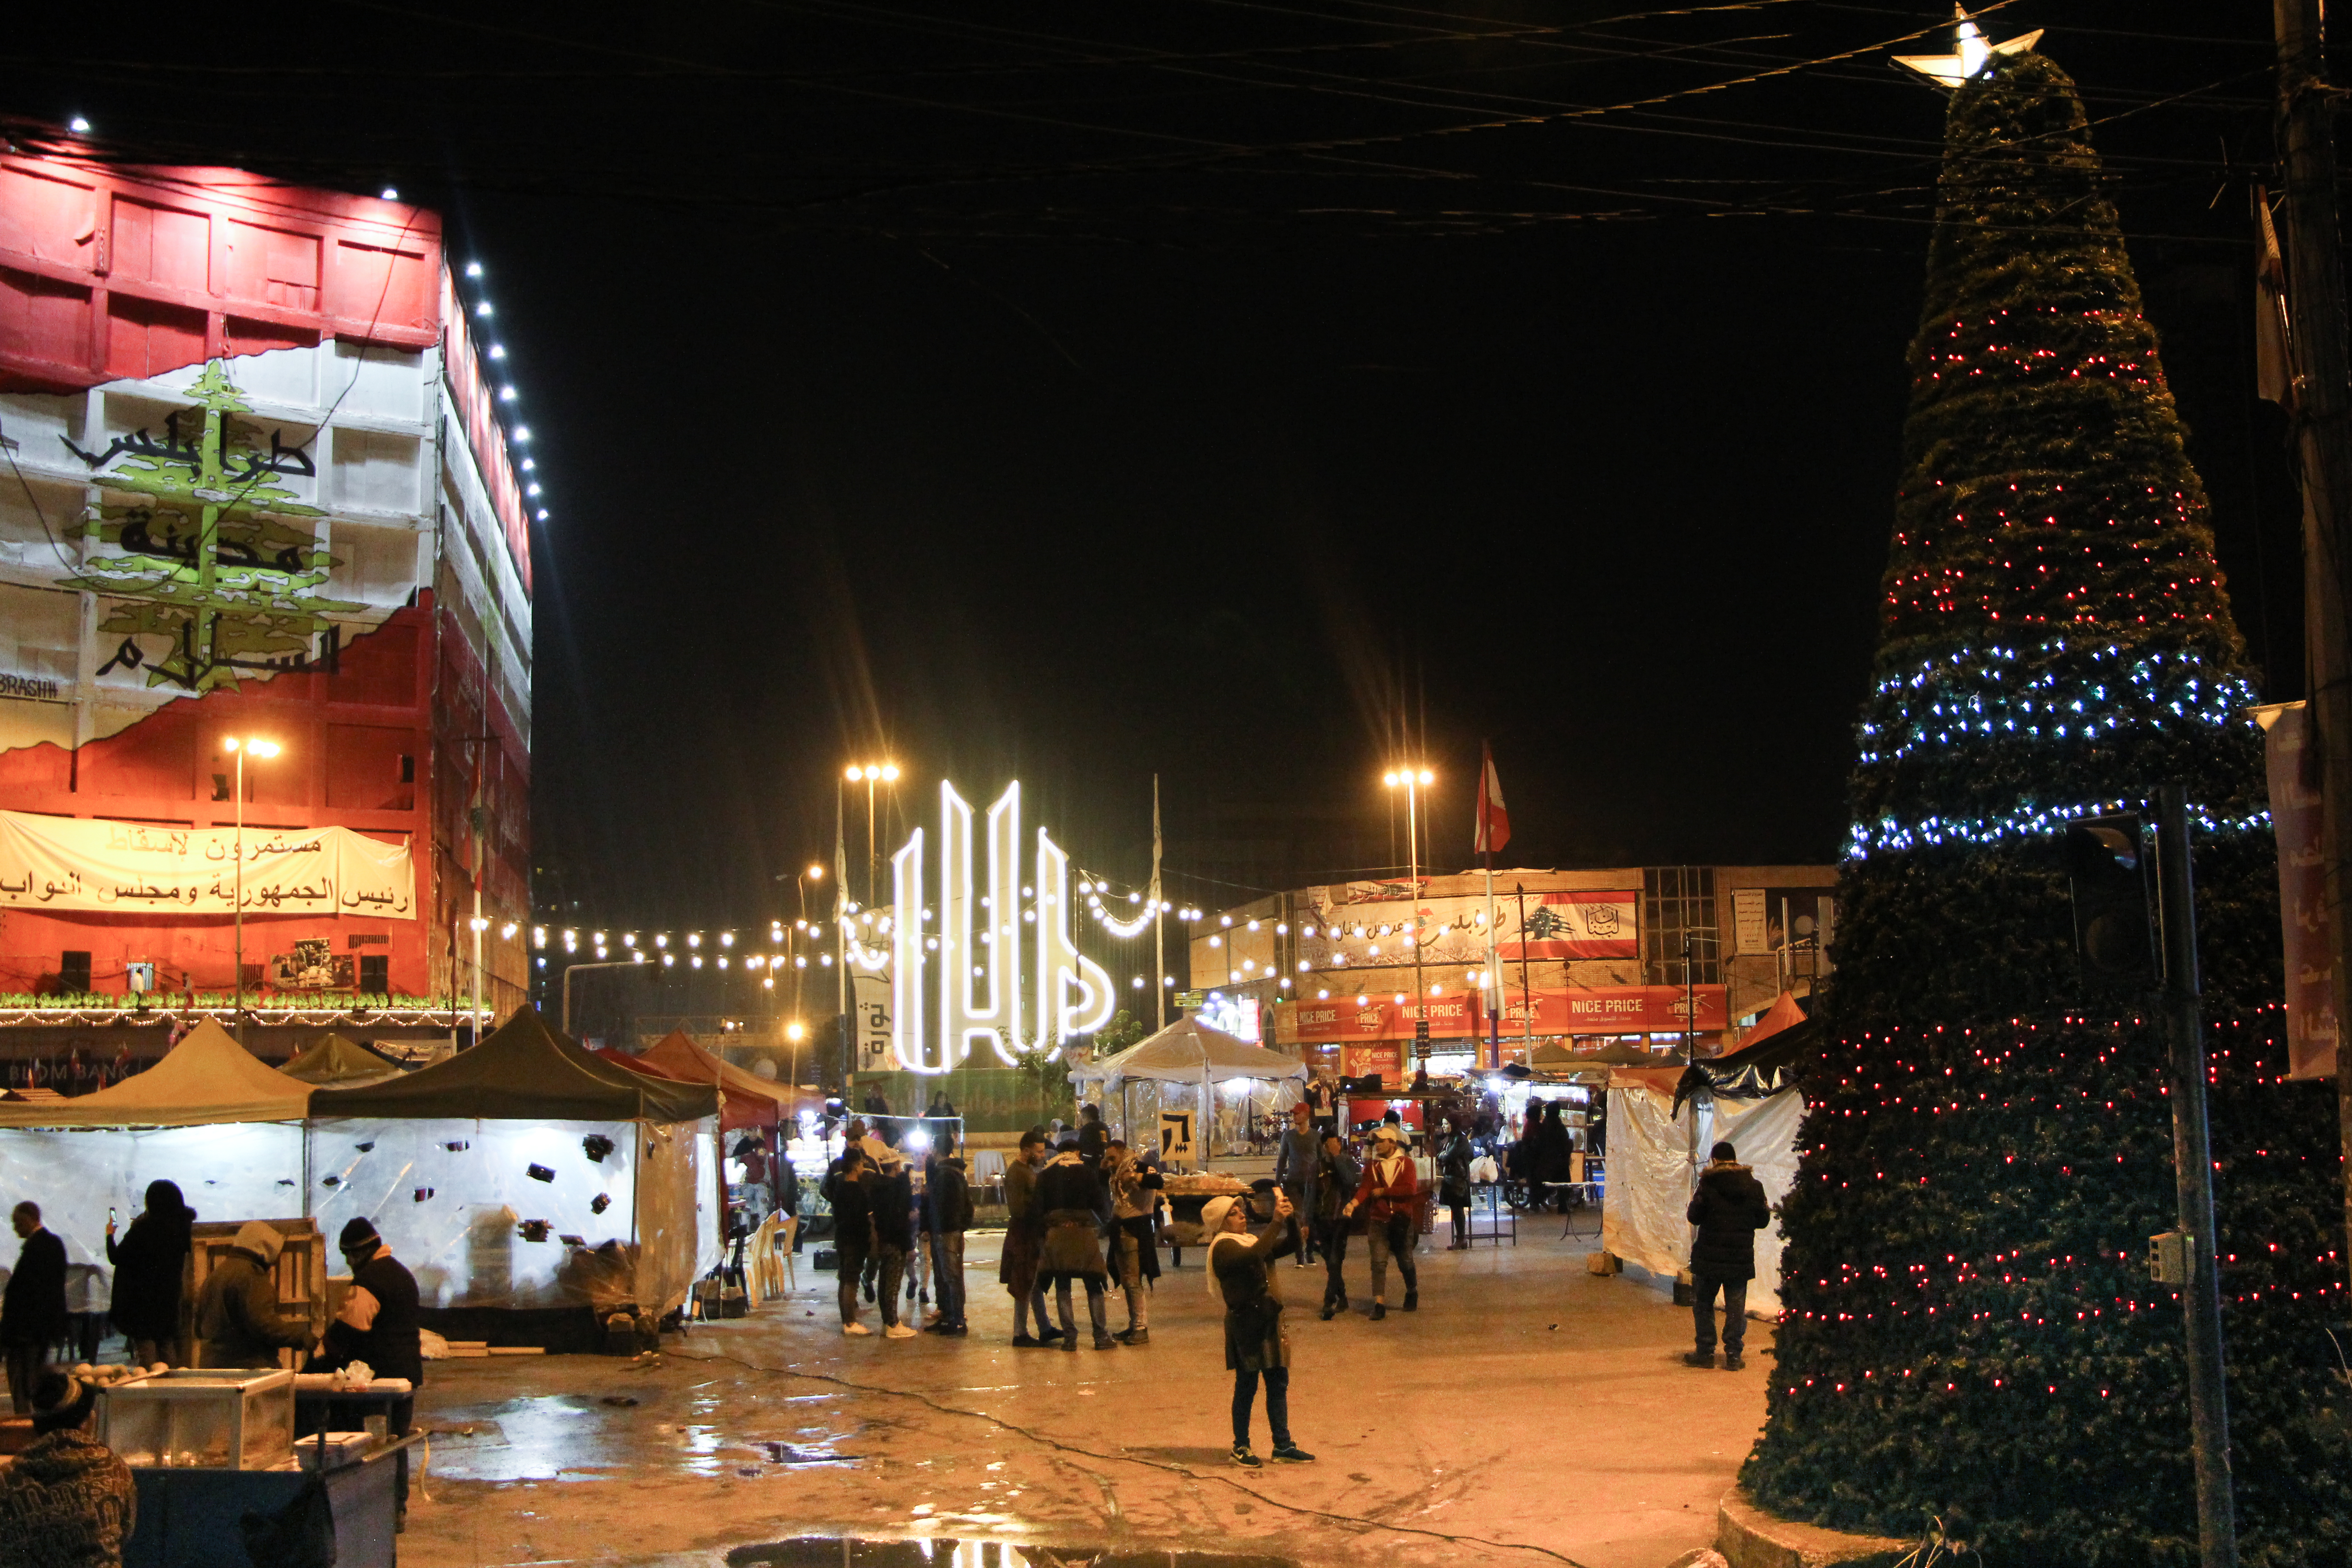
0, 809, 414, 917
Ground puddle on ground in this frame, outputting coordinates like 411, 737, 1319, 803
423, 1395, 864, 1483
729, 1543, 1293, 1568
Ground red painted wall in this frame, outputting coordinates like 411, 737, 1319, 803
0, 150, 439, 394
0, 606, 439, 997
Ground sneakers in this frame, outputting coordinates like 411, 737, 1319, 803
1229, 1446, 1262, 1469
1724, 1355, 1746, 1371
883, 1323, 918, 1339
1037, 1325, 1066, 1343
1270, 1444, 1316, 1464
1059, 1333, 1078, 1352
1093, 1333, 1118, 1351
842, 1322, 872, 1337
1683, 1350, 1715, 1367
1370, 1302, 1387, 1321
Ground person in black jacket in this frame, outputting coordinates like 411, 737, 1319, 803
4, 1202, 67, 1414
830, 1145, 875, 1336
866, 1153, 917, 1339
1684, 1140, 1772, 1370
314, 1217, 423, 1522
924, 1138, 974, 1336
106, 1180, 194, 1366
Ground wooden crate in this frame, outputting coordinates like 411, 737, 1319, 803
184, 1220, 327, 1371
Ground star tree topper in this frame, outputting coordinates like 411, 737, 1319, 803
1892, 6, 2044, 88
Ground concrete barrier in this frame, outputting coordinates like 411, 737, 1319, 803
1715, 1487, 1909, 1568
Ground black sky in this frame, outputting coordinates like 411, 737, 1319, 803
8, 2, 2306, 928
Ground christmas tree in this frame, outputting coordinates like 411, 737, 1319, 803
1741, 50, 2349, 1567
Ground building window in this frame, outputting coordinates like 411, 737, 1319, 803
359, 953, 389, 994
1642, 867, 1718, 987
59, 951, 92, 992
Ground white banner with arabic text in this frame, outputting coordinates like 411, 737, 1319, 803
0, 809, 415, 917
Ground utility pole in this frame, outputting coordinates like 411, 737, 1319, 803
2271, 0, 2352, 1292
2156, 787, 2240, 1568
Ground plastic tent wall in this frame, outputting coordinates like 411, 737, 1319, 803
307, 1116, 716, 1315
1599, 1079, 1805, 1317
0, 1123, 306, 1309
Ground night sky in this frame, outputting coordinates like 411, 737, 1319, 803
8, 3, 2303, 928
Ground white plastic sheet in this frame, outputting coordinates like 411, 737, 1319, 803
1601, 1085, 1698, 1284
0, 1123, 307, 1308
1599, 1083, 1806, 1316
308, 1116, 716, 1314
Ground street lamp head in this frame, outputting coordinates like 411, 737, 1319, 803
806, 864, 825, 881
224, 736, 280, 757
846, 764, 864, 782
880, 763, 900, 782
1417, 769, 1433, 785
1382, 771, 1398, 787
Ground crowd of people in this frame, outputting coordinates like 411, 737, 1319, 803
821, 1116, 979, 1340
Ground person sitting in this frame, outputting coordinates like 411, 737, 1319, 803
0, 1370, 136, 1568
193, 1222, 315, 1369
306, 1218, 422, 1526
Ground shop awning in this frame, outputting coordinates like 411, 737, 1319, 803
310, 1005, 716, 1123
0, 1019, 312, 1127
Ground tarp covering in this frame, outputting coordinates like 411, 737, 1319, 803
1673, 993, 1817, 1115
0, 1020, 312, 1127
1600, 1073, 1806, 1317
280, 1033, 409, 1087
0, 1122, 307, 1307
310, 1006, 716, 1124
1070, 1017, 1308, 1090
307, 1115, 718, 1314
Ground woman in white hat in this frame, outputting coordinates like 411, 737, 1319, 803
1204, 1190, 1315, 1469
1341, 1123, 1419, 1319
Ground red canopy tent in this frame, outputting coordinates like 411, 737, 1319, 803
597, 1038, 788, 1132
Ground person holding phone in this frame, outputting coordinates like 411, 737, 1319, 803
1204, 1189, 1314, 1468
105, 1181, 194, 1367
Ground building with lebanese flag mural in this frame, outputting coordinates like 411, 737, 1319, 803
0, 124, 530, 1058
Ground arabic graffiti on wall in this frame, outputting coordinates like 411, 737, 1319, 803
59, 361, 364, 694
0, 808, 414, 917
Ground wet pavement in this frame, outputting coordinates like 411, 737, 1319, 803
401, 1229, 1768, 1568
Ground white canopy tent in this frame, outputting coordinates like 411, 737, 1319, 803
0, 1022, 315, 1318
1071, 1016, 1306, 1168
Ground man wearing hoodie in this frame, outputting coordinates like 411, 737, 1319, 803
865, 1150, 918, 1340
0, 1370, 135, 1568
193, 1221, 315, 1369
1683, 1140, 1772, 1370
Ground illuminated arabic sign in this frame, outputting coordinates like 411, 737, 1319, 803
888, 780, 1114, 1073
0, 810, 414, 917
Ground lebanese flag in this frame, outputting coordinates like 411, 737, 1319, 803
1475, 741, 1510, 856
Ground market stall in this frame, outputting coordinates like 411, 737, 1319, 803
0, 1021, 314, 1337
1071, 1016, 1306, 1169
306, 1006, 721, 1342
1597, 994, 1812, 1315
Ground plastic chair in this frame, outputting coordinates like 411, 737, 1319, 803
773, 1215, 798, 1292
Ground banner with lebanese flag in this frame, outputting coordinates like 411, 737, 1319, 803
1496, 890, 1639, 960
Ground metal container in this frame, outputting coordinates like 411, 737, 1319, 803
97, 1369, 296, 1471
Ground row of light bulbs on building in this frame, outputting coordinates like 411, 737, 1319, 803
456, 261, 551, 526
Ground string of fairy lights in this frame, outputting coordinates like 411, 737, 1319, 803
1776, 1004, 2345, 1410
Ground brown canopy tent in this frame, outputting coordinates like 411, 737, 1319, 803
310, 1006, 715, 1123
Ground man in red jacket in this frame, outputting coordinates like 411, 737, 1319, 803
1341, 1125, 1418, 1320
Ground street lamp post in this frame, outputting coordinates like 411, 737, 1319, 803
844, 762, 900, 908
222, 735, 280, 1046
562, 954, 647, 1037
1383, 765, 1434, 1067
